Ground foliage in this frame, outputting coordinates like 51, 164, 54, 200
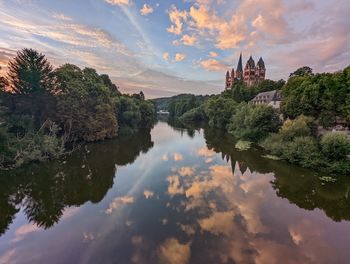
0, 48, 155, 170
54, 64, 118, 142
168, 94, 207, 118
179, 106, 207, 123
0, 119, 64, 169
202, 96, 237, 129
263, 118, 350, 174
279, 115, 316, 140
289, 66, 313, 78
235, 140, 252, 151
228, 103, 281, 141
117, 95, 155, 134
320, 132, 350, 161
282, 67, 350, 126
152, 94, 209, 113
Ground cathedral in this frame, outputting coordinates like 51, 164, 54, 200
225, 54, 266, 89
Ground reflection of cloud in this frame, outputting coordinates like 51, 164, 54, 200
11, 223, 40, 243
0, 249, 16, 264
173, 153, 183, 161
197, 147, 215, 157
105, 196, 135, 214
83, 232, 95, 243
199, 211, 235, 235
167, 175, 184, 196
143, 190, 154, 199
178, 224, 196, 236
178, 167, 195, 177
158, 238, 191, 264
162, 154, 169, 161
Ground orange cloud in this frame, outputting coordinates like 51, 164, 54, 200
200, 59, 227, 71
174, 53, 186, 62
162, 52, 169, 61
209, 51, 218, 57
167, 5, 188, 35
140, 4, 154, 16
173, 34, 197, 46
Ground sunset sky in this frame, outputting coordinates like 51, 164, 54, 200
0, 0, 349, 98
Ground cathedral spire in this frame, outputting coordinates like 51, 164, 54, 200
236, 53, 243, 73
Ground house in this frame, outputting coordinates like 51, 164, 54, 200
250, 90, 282, 109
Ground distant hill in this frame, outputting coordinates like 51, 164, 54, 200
152, 94, 210, 111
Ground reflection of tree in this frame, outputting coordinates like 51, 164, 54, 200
203, 125, 350, 222
0, 129, 154, 235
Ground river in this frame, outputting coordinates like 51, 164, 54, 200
1, 121, 350, 264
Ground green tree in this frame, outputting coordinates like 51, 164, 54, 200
54, 64, 118, 142
289, 66, 313, 78
228, 103, 281, 141
204, 96, 237, 129
7, 49, 55, 94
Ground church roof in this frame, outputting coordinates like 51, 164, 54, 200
257, 57, 265, 69
246, 56, 255, 68
236, 53, 243, 72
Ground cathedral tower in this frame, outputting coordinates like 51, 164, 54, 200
244, 56, 256, 87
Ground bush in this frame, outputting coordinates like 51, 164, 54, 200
279, 115, 316, 140
321, 132, 350, 161
282, 137, 322, 168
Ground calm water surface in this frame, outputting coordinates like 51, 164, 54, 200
1, 121, 350, 264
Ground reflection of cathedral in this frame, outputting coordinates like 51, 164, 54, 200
225, 53, 266, 90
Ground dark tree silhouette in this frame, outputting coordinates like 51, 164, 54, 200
289, 66, 313, 78
7, 49, 55, 94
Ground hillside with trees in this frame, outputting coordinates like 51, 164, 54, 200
0, 49, 156, 170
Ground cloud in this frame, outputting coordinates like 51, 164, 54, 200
140, 4, 154, 16
167, 5, 188, 35
173, 34, 197, 46
174, 53, 186, 62
105, 195, 135, 214
105, 0, 131, 6
209, 51, 218, 57
52, 12, 73, 21
162, 52, 169, 61
200, 58, 227, 71
158, 238, 191, 264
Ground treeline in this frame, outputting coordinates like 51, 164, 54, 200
176, 66, 350, 175
0, 48, 156, 169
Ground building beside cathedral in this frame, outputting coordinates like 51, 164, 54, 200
225, 54, 266, 89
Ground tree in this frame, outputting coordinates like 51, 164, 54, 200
7, 49, 55, 94
0, 67, 8, 91
54, 64, 118, 142
289, 66, 313, 78
203, 96, 237, 129
228, 103, 281, 141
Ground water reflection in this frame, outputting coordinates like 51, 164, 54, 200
0, 129, 154, 235
1, 122, 350, 264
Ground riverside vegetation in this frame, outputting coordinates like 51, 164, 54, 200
156, 66, 350, 175
0, 49, 156, 169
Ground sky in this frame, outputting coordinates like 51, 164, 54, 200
0, 0, 349, 98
